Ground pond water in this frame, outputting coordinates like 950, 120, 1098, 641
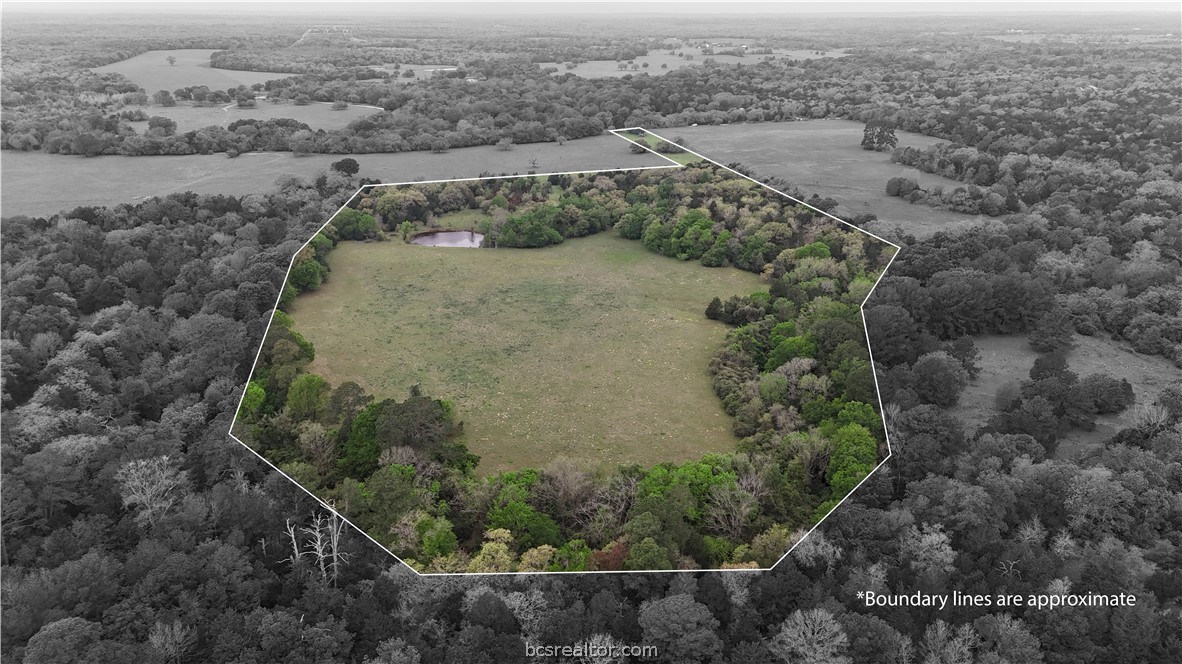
410, 230, 484, 247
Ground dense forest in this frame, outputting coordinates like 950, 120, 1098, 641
232, 163, 891, 572
206, 34, 664, 74
5, 154, 1177, 658
4, 22, 1177, 171
2, 9, 1179, 664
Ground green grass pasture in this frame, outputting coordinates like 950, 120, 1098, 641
290, 232, 764, 474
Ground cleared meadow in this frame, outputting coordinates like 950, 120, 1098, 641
290, 232, 764, 475
671, 120, 992, 238
1, 134, 669, 218
142, 100, 382, 133
93, 49, 290, 93
949, 334, 1178, 460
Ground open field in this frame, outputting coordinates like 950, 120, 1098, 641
540, 49, 848, 78
670, 120, 992, 238
142, 100, 382, 133
948, 334, 1179, 460
0, 133, 671, 218
290, 232, 764, 475
93, 49, 291, 92
2, 119, 975, 229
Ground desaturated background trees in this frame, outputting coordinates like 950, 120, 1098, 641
2, 7, 1180, 664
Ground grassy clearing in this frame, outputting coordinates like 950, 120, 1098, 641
289, 232, 764, 475
614, 131, 702, 165
430, 208, 487, 230
142, 100, 382, 133
1, 133, 671, 218
93, 49, 289, 93
949, 333, 1178, 460
670, 120, 990, 238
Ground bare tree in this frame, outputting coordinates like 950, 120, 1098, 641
734, 454, 772, 503
574, 505, 621, 549
115, 455, 187, 527
582, 633, 627, 664
304, 513, 331, 582
785, 429, 834, 479
283, 518, 305, 565
792, 529, 843, 571
703, 483, 757, 540
898, 524, 956, 578
223, 459, 261, 495
601, 473, 638, 523
379, 445, 421, 468
769, 608, 851, 664
1050, 531, 1079, 558
286, 511, 351, 586
919, 620, 976, 664
325, 510, 350, 585
298, 422, 336, 476
537, 457, 596, 525
27, 331, 63, 368
1015, 516, 1046, 546
148, 620, 196, 664
573, 472, 637, 545
997, 559, 1022, 579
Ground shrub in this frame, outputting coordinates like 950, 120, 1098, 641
1079, 374, 1135, 414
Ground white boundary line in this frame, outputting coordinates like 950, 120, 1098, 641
226, 128, 899, 577
610, 128, 901, 248
609, 127, 900, 573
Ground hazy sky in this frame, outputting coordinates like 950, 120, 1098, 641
4, 1, 1178, 17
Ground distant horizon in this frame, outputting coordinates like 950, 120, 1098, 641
3, 0, 1179, 19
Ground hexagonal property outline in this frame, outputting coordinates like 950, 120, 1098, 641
227, 128, 900, 576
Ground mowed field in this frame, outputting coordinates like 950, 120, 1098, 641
0, 134, 672, 218
671, 120, 992, 238
539, 50, 848, 78
93, 49, 290, 93
948, 334, 1179, 460
289, 232, 764, 475
143, 100, 383, 134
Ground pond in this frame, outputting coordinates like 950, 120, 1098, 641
410, 230, 484, 247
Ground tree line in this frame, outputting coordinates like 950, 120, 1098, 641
232, 163, 891, 573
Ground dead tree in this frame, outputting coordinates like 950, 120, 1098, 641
284, 511, 350, 587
